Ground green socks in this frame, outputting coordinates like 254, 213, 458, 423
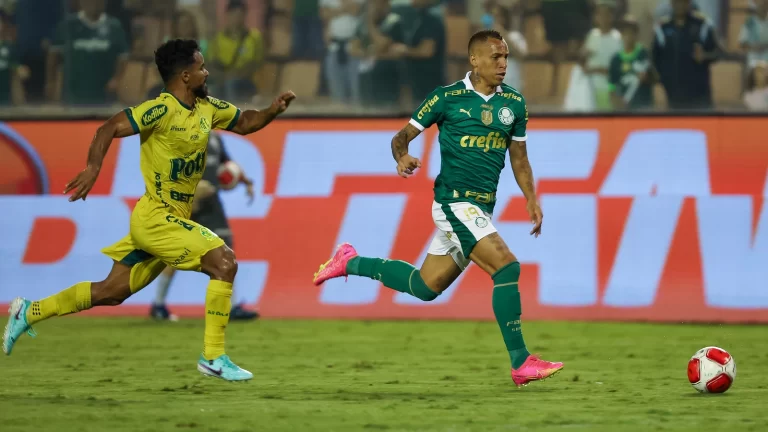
346, 256, 529, 368
492, 261, 530, 369
346, 256, 440, 301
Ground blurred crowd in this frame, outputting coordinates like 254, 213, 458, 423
0, 0, 766, 113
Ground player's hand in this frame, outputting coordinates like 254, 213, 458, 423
526, 199, 543, 238
272, 91, 296, 115
243, 177, 255, 205
396, 154, 421, 178
64, 165, 100, 202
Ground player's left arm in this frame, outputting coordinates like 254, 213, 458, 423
508, 101, 542, 237
224, 91, 296, 135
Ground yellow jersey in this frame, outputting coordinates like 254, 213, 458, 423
124, 91, 241, 218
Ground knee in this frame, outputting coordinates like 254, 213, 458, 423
91, 280, 131, 306
204, 247, 238, 282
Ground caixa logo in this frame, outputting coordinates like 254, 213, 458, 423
0, 123, 49, 195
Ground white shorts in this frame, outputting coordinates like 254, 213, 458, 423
427, 200, 497, 271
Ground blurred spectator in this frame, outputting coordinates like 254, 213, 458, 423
627, 0, 665, 48
487, 3, 526, 91
540, 0, 593, 98
48, 0, 129, 105
172, 10, 207, 57
0, 10, 29, 105
15, 0, 64, 103
653, 0, 721, 110
740, 0, 768, 69
208, 0, 263, 102
582, 1, 622, 110
351, 0, 405, 109
392, 0, 445, 105
291, 0, 324, 60
744, 61, 768, 110
609, 15, 655, 110
321, 0, 364, 105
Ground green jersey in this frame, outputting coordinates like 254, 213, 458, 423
53, 12, 128, 105
410, 72, 528, 214
608, 44, 653, 109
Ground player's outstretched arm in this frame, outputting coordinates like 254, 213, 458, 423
230, 91, 296, 136
391, 123, 422, 178
64, 110, 136, 202
508, 141, 543, 237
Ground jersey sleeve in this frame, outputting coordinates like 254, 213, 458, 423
409, 88, 445, 131
123, 98, 171, 135
511, 96, 528, 142
208, 96, 242, 131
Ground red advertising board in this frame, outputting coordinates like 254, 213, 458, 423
1, 117, 767, 323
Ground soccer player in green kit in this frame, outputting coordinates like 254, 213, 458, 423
313, 30, 564, 387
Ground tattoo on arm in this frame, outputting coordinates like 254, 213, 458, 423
391, 123, 421, 161
509, 141, 536, 201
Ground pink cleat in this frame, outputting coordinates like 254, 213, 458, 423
511, 355, 564, 387
313, 243, 358, 286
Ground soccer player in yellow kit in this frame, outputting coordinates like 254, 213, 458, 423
2, 39, 295, 381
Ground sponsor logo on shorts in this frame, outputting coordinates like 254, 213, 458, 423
199, 226, 218, 241
475, 217, 488, 228
166, 215, 195, 231
172, 247, 192, 267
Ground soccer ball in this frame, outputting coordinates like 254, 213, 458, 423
217, 161, 243, 191
687, 346, 736, 394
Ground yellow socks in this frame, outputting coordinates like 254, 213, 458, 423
26, 282, 92, 325
203, 280, 232, 360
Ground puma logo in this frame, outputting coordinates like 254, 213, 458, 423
459, 108, 472, 117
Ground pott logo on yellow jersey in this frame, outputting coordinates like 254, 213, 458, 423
141, 105, 168, 127
169, 151, 205, 181
459, 132, 508, 152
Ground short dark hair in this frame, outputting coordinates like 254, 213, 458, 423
154, 39, 200, 83
468, 29, 504, 54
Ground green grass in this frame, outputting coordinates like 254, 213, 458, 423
1, 318, 766, 432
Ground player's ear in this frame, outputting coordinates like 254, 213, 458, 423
180, 69, 190, 84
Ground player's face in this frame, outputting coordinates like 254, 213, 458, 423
227, 7, 246, 29
470, 38, 509, 86
185, 51, 209, 99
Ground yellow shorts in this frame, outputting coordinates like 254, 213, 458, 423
102, 196, 225, 289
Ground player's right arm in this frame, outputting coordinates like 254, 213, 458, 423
63, 110, 137, 201
393, 89, 445, 178
65, 99, 167, 201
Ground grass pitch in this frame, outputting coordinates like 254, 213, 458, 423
0, 317, 765, 432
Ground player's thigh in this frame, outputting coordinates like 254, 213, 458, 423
468, 233, 518, 276
132, 211, 225, 272
100, 235, 167, 297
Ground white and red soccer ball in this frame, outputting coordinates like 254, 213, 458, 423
687, 346, 736, 394
217, 161, 243, 191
